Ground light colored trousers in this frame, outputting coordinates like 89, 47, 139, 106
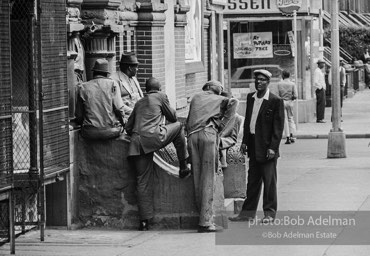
188, 126, 218, 227
283, 100, 296, 138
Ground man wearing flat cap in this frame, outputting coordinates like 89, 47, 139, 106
314, 59, 326, 123
75, 58, 126, 139
186, 80, 238, 232
229, 69, 284, 224
111, 52, 143, 116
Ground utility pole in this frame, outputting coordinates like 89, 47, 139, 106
327, 0, 346, 158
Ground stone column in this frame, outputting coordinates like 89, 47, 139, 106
134, 1, 167, 89
80, 0, 122, 80
67, 0, 85, 119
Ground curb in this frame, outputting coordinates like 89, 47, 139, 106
296, 134, 370, 139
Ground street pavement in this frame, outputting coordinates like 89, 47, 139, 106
1, 90, 370, 256
296, 88, 370, 138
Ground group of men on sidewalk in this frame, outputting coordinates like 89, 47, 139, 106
73, 53, 291, 232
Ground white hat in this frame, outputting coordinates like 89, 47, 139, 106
253, 69, 272, 79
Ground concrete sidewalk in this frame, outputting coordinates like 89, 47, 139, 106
1, 91, 370, 256
296, 88, 370, 138
1, 139, 370, 256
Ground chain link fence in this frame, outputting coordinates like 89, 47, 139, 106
11, 0, 39, 236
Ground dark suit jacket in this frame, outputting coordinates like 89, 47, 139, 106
242, 91, 284, 162
125, 91, 178, 156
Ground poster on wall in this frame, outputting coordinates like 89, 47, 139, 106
233, 32, 273, 59
287, 31, 295, 57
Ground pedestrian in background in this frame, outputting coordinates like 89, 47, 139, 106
277, 70, 297, 144
111, 53, 143, 116
186, 80, 238, 232
364, 58, 370, 89
75, 58, 126, 140
328, 57, 346, 120
229, 70, 284, 224
361, 48, 370, 63
314, 59, 326, 123
125, 77, 190, 231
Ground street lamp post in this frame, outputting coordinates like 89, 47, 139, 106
327, 0, 346, 158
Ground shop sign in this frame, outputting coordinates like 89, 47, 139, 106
233, 32, 273, 59
210, 0, 228, 5
224, 0, 306, 14
225, 0, 274, 14
273, 44, 292, 56
277, 0, 302, 14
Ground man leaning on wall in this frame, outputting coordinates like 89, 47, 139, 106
125, 77, 191, 231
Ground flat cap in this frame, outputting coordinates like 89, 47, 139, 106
254, 69, 272, 79
202, 80, 224, 90
317, 59, 325, 64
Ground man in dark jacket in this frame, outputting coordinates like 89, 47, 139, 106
229, 69, 284, 224
125, 77, 190, 231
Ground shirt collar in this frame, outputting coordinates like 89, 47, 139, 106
253, 88, 270, 101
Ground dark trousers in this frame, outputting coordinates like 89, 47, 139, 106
240, 136, 278, 218
163, 122, 188, 162
132, 122, 188, 220
315, 88, 326, 121
131, 153, 155, 220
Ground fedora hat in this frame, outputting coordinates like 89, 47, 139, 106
91, 59, 110, 73
254, 69, 272, 79
120, 53, 139, 65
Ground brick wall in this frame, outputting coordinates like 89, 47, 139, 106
136, 26, 166, 91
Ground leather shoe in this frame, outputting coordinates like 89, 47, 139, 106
197, 224, 223, 233
261, 216, 274, 224
316, 120, 326, 123
179, 167, 192, 179
228, 215, 255, 222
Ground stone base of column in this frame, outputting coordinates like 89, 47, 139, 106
327, 131, 346, 158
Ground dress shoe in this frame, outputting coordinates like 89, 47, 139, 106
316, 120, 326, 123
285, 137, 291, 144
290, 137, 296, 143
228, 215, 255, 222
179, 167, 192, 179
139, 219, 149, 231
197, 224, 223, 233
261, 216, 275, 224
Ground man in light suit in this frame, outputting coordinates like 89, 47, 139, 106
229, 69, 284, 224
125, 77, 190, 231
110, 53, 143, 116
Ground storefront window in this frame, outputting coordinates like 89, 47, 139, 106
226, 19, 294, 97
